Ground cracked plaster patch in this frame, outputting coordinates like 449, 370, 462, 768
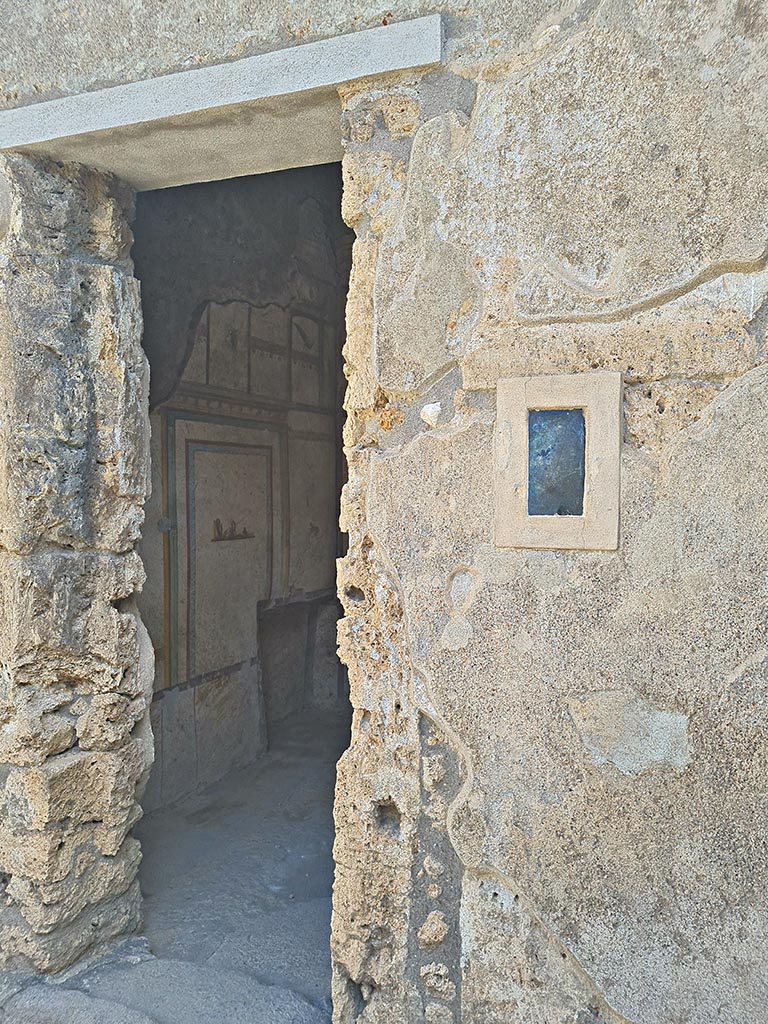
567, 690, 691, 776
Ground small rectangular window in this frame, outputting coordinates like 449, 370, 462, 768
527, 408, 586, 516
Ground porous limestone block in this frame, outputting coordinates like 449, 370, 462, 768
0, 153, 152, 975
0, 155, 148, 555
0, 823, 86, 886
75, 693, 147, 751
0, 550, 146, 692
6, 837, 141, 933
0, 154, 134, 264
0, 259, 148, 553
0, 881, 142, 973
0, 682, 76, 767
4, 740, 150, 832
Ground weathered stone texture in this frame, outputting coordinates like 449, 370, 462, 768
332, 3, 768, 1023
0, 154, 151, 971
0, 157, 148, 553
1, 0, 767, 1016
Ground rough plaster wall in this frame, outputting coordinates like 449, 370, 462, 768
134, 168, 349, 809
0, 154, 152, 972
332, 3, 768, 1024
2, 0, 768, 1016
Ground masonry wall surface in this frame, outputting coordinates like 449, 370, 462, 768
1, 2, 767, 1021
330, 5, 768, 1022
0, 155, 152, 972
133, 167, 349, 810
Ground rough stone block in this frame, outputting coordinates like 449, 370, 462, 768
0, 880, 142, 973
0, 821, 96, 886
6, 837, 141, 934
0, 550, 145, 692
4, 740, 150, 832
75, 693, 147, 751
0, 154, 135, 265
0, 260, 148, 554
0, 681, 76, 767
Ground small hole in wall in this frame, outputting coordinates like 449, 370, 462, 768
375, 799, 401, 836
345, 586, 366, 604
346, 977, 367, 1016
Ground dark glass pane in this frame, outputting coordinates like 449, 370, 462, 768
527, 409, 585, 516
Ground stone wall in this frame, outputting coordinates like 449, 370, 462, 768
133, 167, 349, 810
330, 5, 768, 1024
1, 2, 767, 1019
0, 154, 152, 972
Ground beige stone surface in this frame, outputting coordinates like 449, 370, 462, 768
0, 154, 152, 972
330, 3, 768, 1022
1, 1, 767, 1020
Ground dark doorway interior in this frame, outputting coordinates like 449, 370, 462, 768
123, 165, 352, 1020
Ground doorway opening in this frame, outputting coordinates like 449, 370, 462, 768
126, 164, 351, 1019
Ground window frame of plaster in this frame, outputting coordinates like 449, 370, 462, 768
494, 371, 622, 551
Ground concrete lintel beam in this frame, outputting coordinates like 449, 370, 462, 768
0, 15, 443, 190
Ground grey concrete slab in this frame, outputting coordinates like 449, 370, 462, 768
73, 959, 329, 1024
3, 986, 157, 1024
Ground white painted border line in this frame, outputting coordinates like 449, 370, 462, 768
0, 15, 443, 150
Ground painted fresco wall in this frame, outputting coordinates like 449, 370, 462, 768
134, 167, 350, 810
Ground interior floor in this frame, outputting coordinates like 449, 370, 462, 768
1, 707, 350, 1024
